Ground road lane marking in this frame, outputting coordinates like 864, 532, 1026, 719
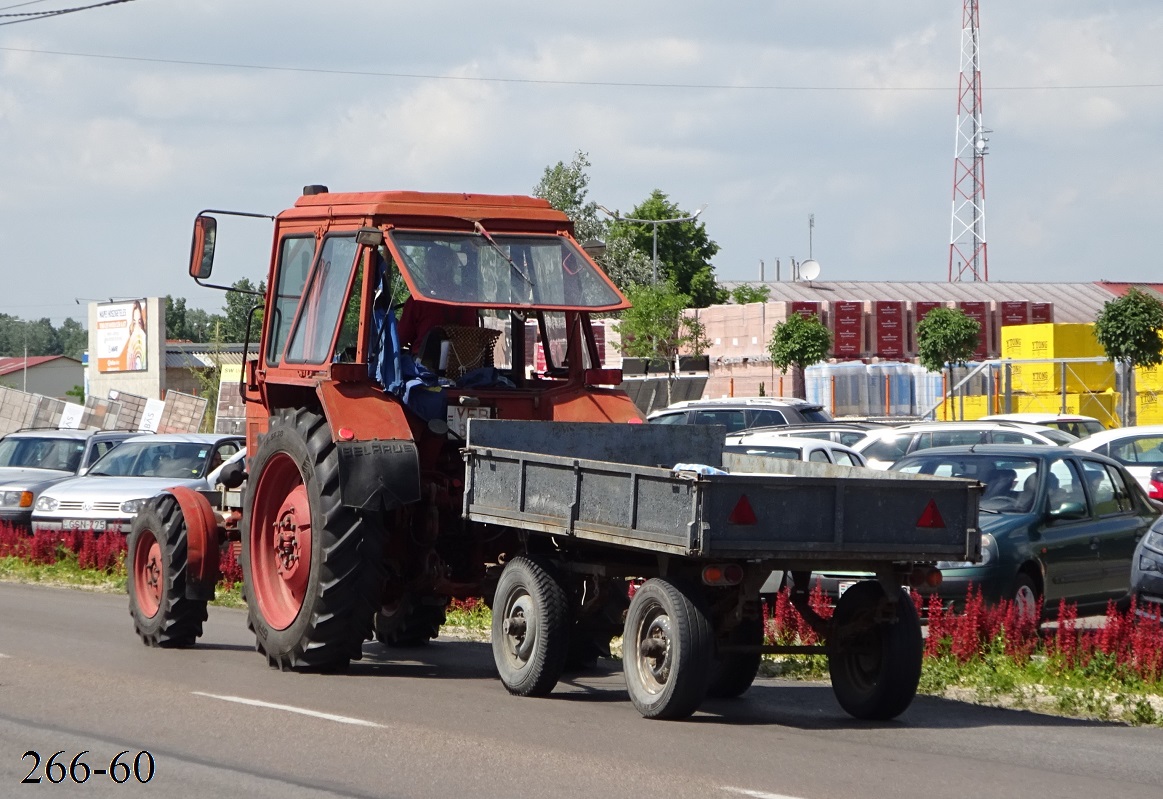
722, 789, 806, 799
193, 692, 384, 728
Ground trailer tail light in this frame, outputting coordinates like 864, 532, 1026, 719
702, 563, 745, 586
909, 566, 943, 588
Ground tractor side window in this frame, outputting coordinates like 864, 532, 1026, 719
286, 235, 360, 364
334, 263, 364, 362
267, 236, 315, 366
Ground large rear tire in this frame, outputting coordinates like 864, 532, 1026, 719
242, 408, 385, 671
623, 578, 713, 720
492, 556, 570, 697
827, 580, 922, 720
126, 494, 207, 648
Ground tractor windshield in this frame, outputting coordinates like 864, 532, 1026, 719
388, 231, 626, 311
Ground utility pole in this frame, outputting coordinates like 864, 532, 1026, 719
597, 204, 707, 283
949, 0, 989, 282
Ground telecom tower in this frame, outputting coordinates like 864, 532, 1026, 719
948, 0, 988, 282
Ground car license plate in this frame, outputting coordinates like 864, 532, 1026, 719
64, 519, 106, 531
838, 580, 856, 597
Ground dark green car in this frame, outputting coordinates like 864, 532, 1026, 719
892, 445, 1160, 618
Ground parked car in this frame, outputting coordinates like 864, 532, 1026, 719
0, 428, 136, 528
892, 445, 1157, 618
1130, 515, 1163, 618
1069, 425, 1163, 498
31, 433, 245, 535
730, 421, 887, 449
725, 433, 868, 467
852, 420, 1079, 469
646, 396, 834, 433
981, 412, 1107, 438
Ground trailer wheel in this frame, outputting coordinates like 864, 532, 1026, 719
126, 494, 208, 648
243, 408, 385, 670
827, 580, 922, 721
491, 556, 569, 697
374, 595, 447, 647
707, 615, 764, 699
623, 578, 713, 720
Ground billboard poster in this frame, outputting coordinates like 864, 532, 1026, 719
832, 301, 863, 357
874, 301, 905, 359
958, 301, 990, 359
96, 299, 148, 373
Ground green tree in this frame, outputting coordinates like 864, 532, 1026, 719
731, 284, 771, 305
767, 312, 832, 398
614, 281, 692, 361
915, 306, 981, 420
57, 318, 87, 360
1094, 287, 1163, 424
533, 150, 606, 244
220, 279, 266, 343
608, 190, 725, 307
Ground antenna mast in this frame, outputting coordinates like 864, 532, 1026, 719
948, 0, 988, 282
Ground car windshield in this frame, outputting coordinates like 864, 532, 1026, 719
389, 231, 625, 310
893, 454, 1040, 513
0, 436, 83, 472
88, 441, 211, 479
726, 445, 802, 460
799, 406, 834, 423
1038, 428, 1080, 445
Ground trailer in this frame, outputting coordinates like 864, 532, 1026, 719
462, 419, 978, 719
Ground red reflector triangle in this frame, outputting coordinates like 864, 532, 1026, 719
917, 499, 945, 529
728, 495, 758, 525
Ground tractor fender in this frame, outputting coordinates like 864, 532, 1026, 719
317, 380, 421, 511
163, 486, 220, 602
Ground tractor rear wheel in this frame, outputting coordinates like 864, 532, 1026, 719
126, 494, 208, 647
242, 407, 385, 670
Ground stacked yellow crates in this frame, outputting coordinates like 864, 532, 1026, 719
1134, 332, 1163, 424
999, 323, 1119, 424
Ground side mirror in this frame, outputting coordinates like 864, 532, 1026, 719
189, 215, 218, 279
217, 459, 246, 489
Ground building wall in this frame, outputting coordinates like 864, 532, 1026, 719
0, 359, 83, 400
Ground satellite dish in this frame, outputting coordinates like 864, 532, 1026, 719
800, 259, 821, 281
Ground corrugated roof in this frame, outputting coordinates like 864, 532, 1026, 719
164, 344, 257, 370
716, 280, 1140, 323
0, 355, 79, 376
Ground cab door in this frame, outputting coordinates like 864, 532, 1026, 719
1079, 458, 1151, 602
1035, 458, 1107, 608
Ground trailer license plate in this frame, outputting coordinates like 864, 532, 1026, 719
838, 580, 856, 597
64, 519, 106, 531
447, 406, 492, 438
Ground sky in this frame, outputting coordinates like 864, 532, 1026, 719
2, 0, 1161, 325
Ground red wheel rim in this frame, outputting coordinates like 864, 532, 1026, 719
132, 530, 163, 618
250, 452, 312, 630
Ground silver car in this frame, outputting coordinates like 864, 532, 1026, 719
32, 433, 244, 535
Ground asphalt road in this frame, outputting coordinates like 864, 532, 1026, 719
2, 581, 1162, 799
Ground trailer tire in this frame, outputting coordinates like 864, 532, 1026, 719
374, 595, 447, 647
827, 581, 922, 721
623, 578, 713, 720
127, 494, 208, 648
707, 615, 764, 699
492, 556, 570, 697
242, 407, 385, 671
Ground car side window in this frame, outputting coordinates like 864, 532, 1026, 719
750, 410, 788, 427
650, 412, 687, 425
991, 431, 1039, 445
838, 432, 867, 446
809, 449, 831, 463
862, 435, 910, 463
1048, 459, 1086, 513
833, 451, 857, 466
692, 410, 747, 433
926, 430, 988, 448
1080, 460, 1121, 516
86, 441, 117, 467
1110, 435, 1163, 465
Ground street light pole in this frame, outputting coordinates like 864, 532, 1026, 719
597, 204, 707, 283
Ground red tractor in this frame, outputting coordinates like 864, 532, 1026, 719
127, 186, 641, 673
